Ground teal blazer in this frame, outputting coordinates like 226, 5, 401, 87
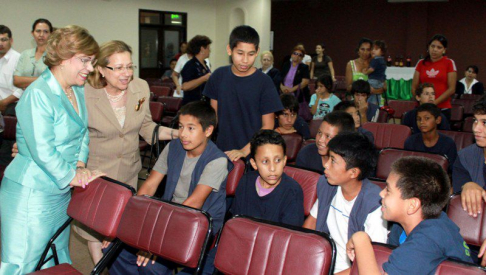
4, 69, 89, 194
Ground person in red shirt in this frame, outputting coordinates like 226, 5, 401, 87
412, 34, 457, 122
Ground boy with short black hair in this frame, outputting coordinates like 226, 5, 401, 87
351, 80, 379, 124
203, 25, 283, 162
295, 111, 355, 173
347, 157, 472, 274
303, 132, 387, 274
404, 103, 457, 171
274, 93, 310, 139
108, 101, 232, 274
402, 83, 450, 133
334, 100, 374, 144
231, 130, 304, 226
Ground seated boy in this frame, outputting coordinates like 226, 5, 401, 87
402, 83, 451, 134
334, 100, 374, 144
274, 93, 311, 139
295, 111, 355, 173
231, 130, 305, 226
303, 132, 387, 274
352, 80, 379, 124
347, 157, 472, 274
404, 103, 457, 171
107, 101, 232, 275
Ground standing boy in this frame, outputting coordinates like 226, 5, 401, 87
203, 25, 283, 161
108, 101, 232, 275
404, 103, 457, 171
295, 111, 355, 173
347, 157, 472, 274
303, 132, 387, 274
231, 130, 305, 226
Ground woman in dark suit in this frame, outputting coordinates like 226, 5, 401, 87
259, 51, 281, 91
280, 45, 310, 104
456, 65, 484, 96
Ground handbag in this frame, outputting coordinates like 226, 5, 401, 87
295, 84, 313, 121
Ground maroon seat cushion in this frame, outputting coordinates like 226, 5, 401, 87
376, 148, 449, 180
28, 263, 82, 275
117, 196, 210, 268
369, 178, 386, 190
149, 102, 164, 123
447, 194, 486, 247
226, 159, 246, 196
214, 217, 334, 275
281, 133, 303, 162
283, 166, 319, 216
362, 123, 411, 150
67, 177, 133, 239
438, 130, 474, 151
435, 259, 486, 274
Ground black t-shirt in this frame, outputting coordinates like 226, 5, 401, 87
180, 58, 210, 104
295, 143, 324, 173
203, 66, 283, 152
404, 133, 457, 171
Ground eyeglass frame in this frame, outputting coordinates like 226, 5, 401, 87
74, 56, 98, 68
105, 65, 138, 73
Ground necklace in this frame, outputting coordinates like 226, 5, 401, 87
104, 88, 126, 103
64, 87, 75, 106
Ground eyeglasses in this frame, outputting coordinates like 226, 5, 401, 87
105, 65, 137, 73
292, 52, 304, 57
75, 56, 97, 68
0, 38, 10, 42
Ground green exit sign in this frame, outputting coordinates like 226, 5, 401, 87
171, 14, 180, 19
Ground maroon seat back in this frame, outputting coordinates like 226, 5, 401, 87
117, 196, 210, 269
226, 160, 246, 196
462, 117, 474, 132
334, 76, 346, 91
157, 96, 183, 114
447, 194, 486, 247
67, 177, 135, 239
150, 86, 172, 97
149, 102, 164, 124
284, 166, 319, 216
362, 123, 411, 150
460, 94, 482, 101
159, 81, 176, 91
214, 216, 336, 275
145, 78, 162, 86
435, 259, 486, 274
388, 100, 417, 119
302, 139, 315, 148
369, 178, 386, 190
350, 243, 392, 275
281, 133, 303, 162
3, 116, 17, 140
376, 108, 390, 123
309, 119, 323, 139
452, 98, 475, 116
450, 104, 465, 131
438, 130, 474, 151
376, 148, 449, 180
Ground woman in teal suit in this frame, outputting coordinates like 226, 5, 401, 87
0, 25, 99, 274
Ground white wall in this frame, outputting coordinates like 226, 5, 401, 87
2, 0, 271, 75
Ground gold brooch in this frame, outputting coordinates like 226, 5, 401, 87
135, 97, 146, 111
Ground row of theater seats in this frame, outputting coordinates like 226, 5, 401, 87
30, 162, 485, 274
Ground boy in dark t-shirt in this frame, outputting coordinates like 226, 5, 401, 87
231, 130, 304, 226
347, 157, 472, 274
203, 25, 283, 161
404, 103, 457, 171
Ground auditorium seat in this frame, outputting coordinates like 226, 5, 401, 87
117, 196, 211, 273
362, 123, 411, 150
375, 148, 449, 180
283, 166, 320, 216
334, 76, 346, 91
376, 108, 391, 123
461, 94, 482, 101
369, 178, 386, 189
452, 98, 475, 116
157, 96, 182, 127
462, 116, 474, 133
226, 160, 246, 197
350, 242, 485, 274
450, 104, 465, 131
309, 119, 323, 139
150, 85, 172, 98
302, 139, 315, 148
388, 100, 416, 120
447, 194, 486, 247
438, 130, 474, 151
31, 177, 135, 274
149, 102, 164, 124
214, 216, 336, 275
281, 133, 303, 163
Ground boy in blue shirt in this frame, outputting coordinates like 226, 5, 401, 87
404, 103, 457, 171
303, 132, 387, 273
203, 25, 283, 162
107, 101, 232, 275
347, 156, 472, 274
231, 130, 305, 226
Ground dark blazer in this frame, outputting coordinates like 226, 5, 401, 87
455, 80, 484, 95
280, 62, 310, 103
260, 67, 281, 92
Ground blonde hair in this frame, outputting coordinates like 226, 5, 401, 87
44, 25, 99, 68
292, 45, 306, 56
88, 40, 132, 89
260, 51, 274, 62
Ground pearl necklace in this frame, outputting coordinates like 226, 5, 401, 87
64, 87, 75, 106
104, 88, 126, 103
